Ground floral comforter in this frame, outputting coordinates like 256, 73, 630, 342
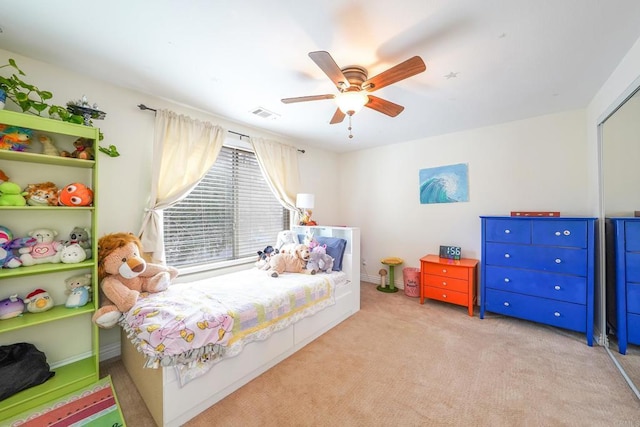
120, 268, 343, 379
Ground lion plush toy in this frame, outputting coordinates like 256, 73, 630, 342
91, 232, 179, 329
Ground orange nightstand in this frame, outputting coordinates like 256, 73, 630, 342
420, 254, 479, 316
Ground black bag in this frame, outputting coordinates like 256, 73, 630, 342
0, 342, 55, 401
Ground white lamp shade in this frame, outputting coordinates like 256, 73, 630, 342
335, 91, 369, 114
296, 193, 315, 209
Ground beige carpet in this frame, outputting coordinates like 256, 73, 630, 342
102, 282, 640, 426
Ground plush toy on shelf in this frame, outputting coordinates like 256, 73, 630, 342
65, 226, 91, 259
18, 228, 63, 266
92, 232, 179, 329
0, 225, 36, 269
60, 137, 95, 160
37, 134, 60, 157
0, 169, 8, 183
0, 181, 27, 206
0, 294, 25, 319
64, 273, 92, 308
60, 243, 87, 264
23, 182, 59, 206
24, 289, 54, 313
58, 182, 93, 206
0, 125, 32, 152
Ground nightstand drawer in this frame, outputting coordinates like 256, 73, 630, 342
531, 220, 587, 248
423, 274, 468, 293
484, 266, 587, 304
485, 243, 587, 275
422, 263, 469, 280
484, 219, 531, 244
424, 287, 468, 306
485, 289, 587, 332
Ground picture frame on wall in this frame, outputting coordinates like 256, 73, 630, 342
419, 163, 469, 204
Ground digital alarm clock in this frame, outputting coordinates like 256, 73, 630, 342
439, 245, 461, 260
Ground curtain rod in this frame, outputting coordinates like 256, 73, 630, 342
137, 104, 305, 153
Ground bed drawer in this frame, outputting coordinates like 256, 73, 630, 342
423, 287, 468, 307
484, 289, 587, 332
484, 266, 587, 304
423, 274, 468, 293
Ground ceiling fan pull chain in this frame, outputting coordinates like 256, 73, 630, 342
348, 114, 354, 139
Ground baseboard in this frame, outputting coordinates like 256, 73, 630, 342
361, 273, 404, 288
100, 341, 121, 362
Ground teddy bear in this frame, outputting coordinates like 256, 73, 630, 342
60, 137, 95, 160
23, 181, 59, 206
65, 226, 92, 259
64, 273, 92, 308
92, 232, 179, 329
0, 181, 27, 206
18, 228, 63, 266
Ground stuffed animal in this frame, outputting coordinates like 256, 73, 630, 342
58, 182, 93, 206
0, 125, 32, 151
1, 225, 22, 268
19, 228, 63, 266
255, 245, 278, 268
23, 182, 59, 206
60, 137, 94, 160
92, 232, 179, 329
38, 134, 60, 156
60, 243, 87, 264
261, 243, 314, 278
0, 294, 25, 319
275, 230, 299, 252
307, 245, 334, 273
65, 226, 92, 258
24, 289, 54, 313
65, 273, 92, 308
0, 169, 9, 183
0, 181, 27, 206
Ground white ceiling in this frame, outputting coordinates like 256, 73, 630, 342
1, 1, 640, 153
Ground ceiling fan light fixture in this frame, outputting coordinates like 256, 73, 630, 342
335, 91, 369, 115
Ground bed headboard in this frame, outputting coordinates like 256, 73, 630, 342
291, 225, 360, 290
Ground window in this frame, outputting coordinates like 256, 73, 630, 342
163, 144, 290, 268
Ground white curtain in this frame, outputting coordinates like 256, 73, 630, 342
139, 109, 226, 263
250, 137, 300, 227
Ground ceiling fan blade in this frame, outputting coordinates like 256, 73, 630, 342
309, 51, 351, 90
281, 94, 335, 104
365, 95, 405, 117
329, 108, 346, 124
362, 56, 426, 92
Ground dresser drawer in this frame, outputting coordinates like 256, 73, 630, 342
485, 242, 588, 275
484, 266, 586, 304
423, 274, 468, 293
625, 221, 640, 252
628, 313, 640, 345
627, 283, 640, 314
485, 289, 587, 332
626, 252, 640, 283
531, 220, 587, 248
484, 219, 531, 244
424, 287, 469, 307
422, 262, 469, 280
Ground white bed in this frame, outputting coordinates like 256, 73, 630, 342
120, 226, 360, 427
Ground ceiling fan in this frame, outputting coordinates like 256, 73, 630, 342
281, 51, 426, 137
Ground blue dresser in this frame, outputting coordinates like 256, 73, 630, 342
480, 216, 596, 346
607, 218, 640, 354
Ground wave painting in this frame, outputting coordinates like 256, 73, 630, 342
419, 163, 469, 204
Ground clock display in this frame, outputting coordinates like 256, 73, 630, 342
439, 245, 461, 260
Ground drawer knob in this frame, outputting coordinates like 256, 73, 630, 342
554, 312, 561, 317
442, 282, 447, 286
555, 258, 562, 264
442, 294, 447, 298
503, 302, 510, 307
555, 231, 561, 236
504, 253, 510, 258
554, 285, 561, 291
442, 269, 447, 273
564, 230, 571, 236
504, 229, 511, 234
504, 278, 510, 283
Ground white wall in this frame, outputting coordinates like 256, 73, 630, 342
339, 110, 589, 283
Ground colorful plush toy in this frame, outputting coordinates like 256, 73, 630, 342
24, 289, 54, 313
60, 243, 87, 264
0, 181, 27, 206
65, 226, 92, 258
255, 245, 279, 268
0, 226, 36, 269
19, 228, 63, 266
307, 245, 334, 274
58, 182, 93, 206
23, 182, 59, 206
60, 137, 95, 160
92, 232, 179, 329
64, 273, 92, 308
0, 294, 25, 319
0, 125, 32, 152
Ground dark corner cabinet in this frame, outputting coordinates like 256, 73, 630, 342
480, 216, 596, 346
606, 218, 640, 354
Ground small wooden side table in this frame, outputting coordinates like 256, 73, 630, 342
420, 254, 479, 316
